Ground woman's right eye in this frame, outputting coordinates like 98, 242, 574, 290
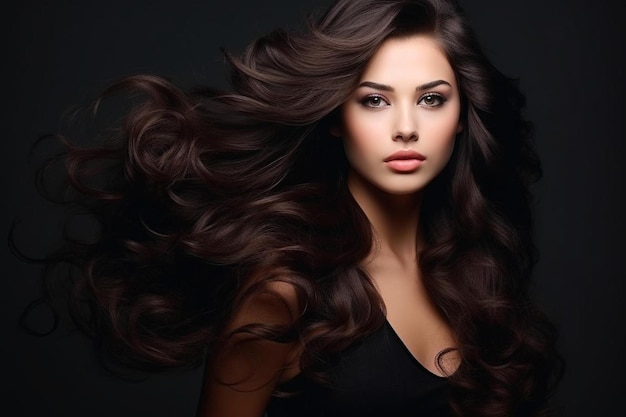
360, 95, 389, 108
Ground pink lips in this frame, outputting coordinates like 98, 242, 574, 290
384, 150, 426, 172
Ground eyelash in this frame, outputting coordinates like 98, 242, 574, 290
419, 93, 447, 107
359, 93, 447, 108
359, 94, 389, 108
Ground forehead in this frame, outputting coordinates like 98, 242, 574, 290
360, 35, 456, 86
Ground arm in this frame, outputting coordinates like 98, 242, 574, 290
196, 282, 301, 417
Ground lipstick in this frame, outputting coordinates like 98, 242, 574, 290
384, 150, 425, 172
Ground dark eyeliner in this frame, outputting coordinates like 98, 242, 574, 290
359, 94, 389, 107
419, 92, 447, 107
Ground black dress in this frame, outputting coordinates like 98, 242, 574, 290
265, 319, 451, 417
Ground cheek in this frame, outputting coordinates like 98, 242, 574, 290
443, 136, 456, 162
439, 122, 458, 150
423, 108, 460, 147
342, 132, 370, 164
417, 114, 459, 169
439, 128, 458, 163
340, 109, 381, 156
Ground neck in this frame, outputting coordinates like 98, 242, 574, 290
347, 174, 423, 263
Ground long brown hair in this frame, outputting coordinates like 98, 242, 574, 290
15, 0, 563, 416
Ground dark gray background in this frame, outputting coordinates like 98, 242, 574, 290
2, 1, 624, 416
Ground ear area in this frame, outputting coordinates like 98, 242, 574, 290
456, 121, 463, 134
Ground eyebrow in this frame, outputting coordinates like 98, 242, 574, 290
358, 79, 452, 92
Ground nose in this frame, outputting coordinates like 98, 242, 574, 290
393, 105, 418, 142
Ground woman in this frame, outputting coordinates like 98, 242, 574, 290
22, 0, 563, 416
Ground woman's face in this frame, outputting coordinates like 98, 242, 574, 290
337, 34, 462, 197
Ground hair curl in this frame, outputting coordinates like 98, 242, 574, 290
15, 0, 563, 416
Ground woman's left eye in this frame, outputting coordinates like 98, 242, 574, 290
418, 93, 446, 107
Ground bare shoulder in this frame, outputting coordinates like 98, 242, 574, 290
233, 279, 302, 328
196, 279, 302, 417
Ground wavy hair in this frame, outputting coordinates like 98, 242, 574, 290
15, 0, 563, 416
